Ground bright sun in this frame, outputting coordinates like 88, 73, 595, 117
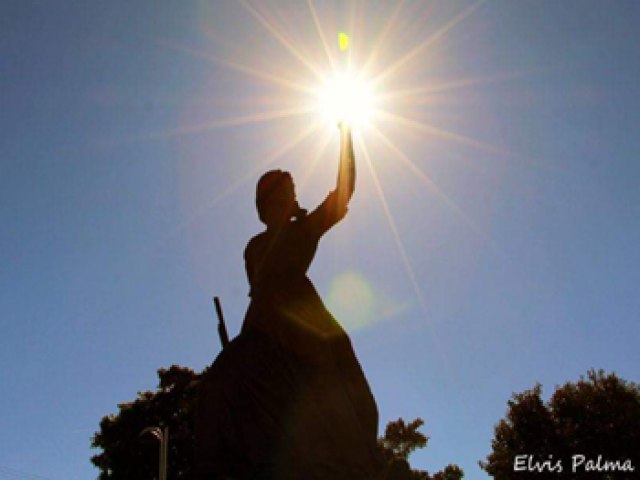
315, 71, 376, 129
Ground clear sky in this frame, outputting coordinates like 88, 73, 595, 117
2, 1, 639, 478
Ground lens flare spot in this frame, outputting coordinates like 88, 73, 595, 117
338, 32, 350, 51
326, 271, 375, 331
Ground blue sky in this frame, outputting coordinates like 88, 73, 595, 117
1, 1, 639, 478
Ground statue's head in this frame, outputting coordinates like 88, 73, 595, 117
256, 170, 302, 227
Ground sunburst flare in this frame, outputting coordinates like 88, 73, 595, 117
158, 0, 521, 340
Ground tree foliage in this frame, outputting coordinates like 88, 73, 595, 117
92, 366, 463, 479
378, 418, 464, 480
380, 417, 428, 461
481, 369, 640, 479
91, 365, 200, 479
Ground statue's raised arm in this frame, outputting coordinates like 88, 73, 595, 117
304, 122, 356, 236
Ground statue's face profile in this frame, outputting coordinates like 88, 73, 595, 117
256, 170, 298, 228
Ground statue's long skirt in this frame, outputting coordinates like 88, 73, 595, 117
195, 295, 380, 480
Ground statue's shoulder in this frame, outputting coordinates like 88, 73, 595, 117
244, 231, 268, 260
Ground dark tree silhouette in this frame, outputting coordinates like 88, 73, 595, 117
92, 366, 462, 479
379, 418, 464, 480
91, 365, 200, 480
481, 369, 640, 479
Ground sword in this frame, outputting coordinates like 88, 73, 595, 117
213, 296, 230, 350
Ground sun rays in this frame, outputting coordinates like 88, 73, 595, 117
151, 1, 521, 337
369, 0, 487, 87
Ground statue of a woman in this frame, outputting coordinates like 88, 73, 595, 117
196, 124, 381, 480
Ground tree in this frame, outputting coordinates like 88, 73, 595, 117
378, 418, 464, 480
481, 369, 640, 479
91, 365, 200, 479
92, 366, 463, 479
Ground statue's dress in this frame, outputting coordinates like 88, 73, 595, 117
195, 192, 380, 480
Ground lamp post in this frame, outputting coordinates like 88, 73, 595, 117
140, 426, 168, 480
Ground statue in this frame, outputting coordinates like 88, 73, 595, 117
195, 124, 381, 479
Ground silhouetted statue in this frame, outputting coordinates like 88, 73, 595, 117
195, 124, 381, 480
